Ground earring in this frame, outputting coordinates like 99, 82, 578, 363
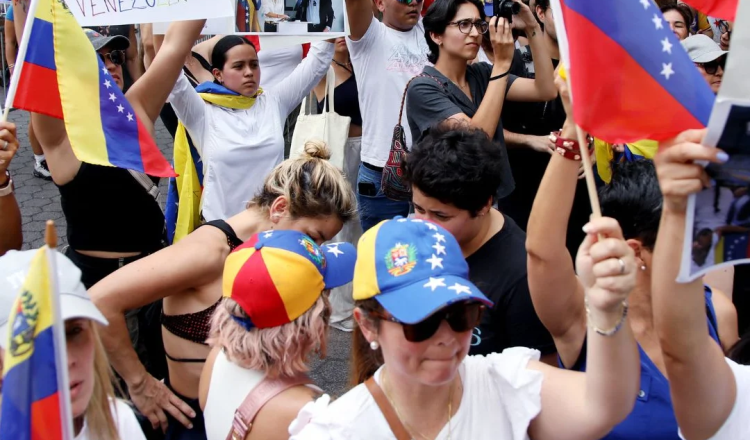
641, 265, 647, 271
370, 341, 380, 350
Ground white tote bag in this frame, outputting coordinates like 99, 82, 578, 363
290, 66, 351, 170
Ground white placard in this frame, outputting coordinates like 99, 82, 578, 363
65, 0, 233, 26
152, 16, 235, 35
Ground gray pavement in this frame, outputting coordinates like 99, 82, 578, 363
9, 108, 353, 398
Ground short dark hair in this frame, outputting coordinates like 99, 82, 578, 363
211, 36, 257, 72
599, 160, 662, 250
423, 0, 486, 64
660, 4, 694, 28
403, 125, 505, 216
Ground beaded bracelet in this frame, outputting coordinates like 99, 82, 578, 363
585, 298, 629, 337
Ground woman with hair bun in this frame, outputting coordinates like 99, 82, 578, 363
200, 229, 356, 440
89, 141, 356, 439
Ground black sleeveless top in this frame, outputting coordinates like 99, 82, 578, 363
57, 163, 165, 252
317, 74, 363, 127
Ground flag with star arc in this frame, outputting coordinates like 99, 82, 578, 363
551, 0, 716, 143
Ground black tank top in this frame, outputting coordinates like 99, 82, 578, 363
58, 163, 165, 252
317, 74, 363, 127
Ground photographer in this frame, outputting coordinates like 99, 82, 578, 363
406, 0, 555, 201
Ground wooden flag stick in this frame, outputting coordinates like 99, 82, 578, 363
45, 220, 58, 249
575, 125, 603, 219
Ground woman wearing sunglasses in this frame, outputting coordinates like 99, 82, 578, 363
290, 217, 640, 440
681, 34, 726, 95
406, 0, 556, 201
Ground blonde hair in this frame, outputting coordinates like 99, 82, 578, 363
207, 296, 330, 379
248, 140, 357, 223
85, 325, 121, 440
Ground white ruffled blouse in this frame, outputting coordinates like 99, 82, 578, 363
289, 347, 544, 440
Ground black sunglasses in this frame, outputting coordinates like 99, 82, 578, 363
99, 49, 125, 67
699, 57, 726, 75
371, 302, 484, 343
449, 19, 489, 35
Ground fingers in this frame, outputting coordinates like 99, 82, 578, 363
659, 129, 707, 149
168, 392, 197, 427
155, 406, 169, 434
582, 217, 626, 241
164, 400, 194, 429
656, 141, 728, 166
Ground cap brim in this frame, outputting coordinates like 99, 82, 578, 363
91, 35, 130, 51
321, 242, 357, 289
693, 50, 728, 63
374, 275, 493, 324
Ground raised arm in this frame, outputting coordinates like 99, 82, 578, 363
346, 0, 376, 40
652, 131, 736, 440
273, 41, 334, 118
528, 217, 639, 440
0, 123, 22, 256
88, 229, 228, 432
505, 1, 556, 102
525, 74, 586, 368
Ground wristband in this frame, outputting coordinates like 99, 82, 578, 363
488, 69, 511, 82
549, 131, 593, 161
0, 171, 13, 197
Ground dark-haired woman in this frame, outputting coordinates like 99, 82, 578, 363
168, 35, 334, 221
526, 72, 738, 440
661, 4, 693, 41
406, 0, 555, 200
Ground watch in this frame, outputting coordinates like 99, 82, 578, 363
0, 171, 14, 197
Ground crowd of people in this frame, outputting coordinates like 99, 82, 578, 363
0, 0, 747, 439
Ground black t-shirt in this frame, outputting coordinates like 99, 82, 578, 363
467, 214, 555, 356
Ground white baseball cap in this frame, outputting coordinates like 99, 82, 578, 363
681, 34, 728, 63
0, 250, 108, 349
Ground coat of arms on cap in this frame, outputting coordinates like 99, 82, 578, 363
299, 236, 326, 268
385, 243, 417, 277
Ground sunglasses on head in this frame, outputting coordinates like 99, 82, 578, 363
370, 301, 484, 343
449, 19, 489, 35
99, 49, 125, 66
699, 57, 726, 75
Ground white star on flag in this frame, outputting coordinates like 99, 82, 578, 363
108, 93, 116, 102
433, 233, 446, 243
661, 63, 675, 80
104, 79, 112, 88
263, 231, 273, 238
426, 254, 443, 270
116, 104, 124, 113
102, 66, 109, 75
640, 0, 650, 9
424, 277, 446, 292
661, 37, 673, 54
448, 283, 472, 295
432, 242, 446, 255
652, 14, 664, 30
397, 218, 409, 222
326, 244, 344, 257
411, 219, 424, 223
425, 223, 438, 231
126, 112, 134, 122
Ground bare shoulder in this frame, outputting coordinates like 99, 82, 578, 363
247, 385, 318, 440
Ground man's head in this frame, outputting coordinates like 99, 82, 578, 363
533, 0, 556, 42
84, 29, 129, 90
403, 125, 506, 248
681, 34, 727, 94
660, 4, 692, 40
377, 0, 424, 31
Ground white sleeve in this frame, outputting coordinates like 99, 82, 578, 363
693, 359, 750, 440
113, 399, 147, 440
346, 16, 381, 54
168, 73, 208, 156
288, 394, 351, 439
270, 41, 334, 118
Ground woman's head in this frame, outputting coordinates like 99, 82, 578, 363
211, 36, 260, 97
424, 0, 487, 64
248, 140, 357, 245
660, 4, 693, 40
211, 230, 357, 377
349, 218, 491, 385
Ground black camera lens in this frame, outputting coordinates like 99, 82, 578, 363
494, 0, 520, 21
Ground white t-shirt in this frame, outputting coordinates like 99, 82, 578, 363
688, 358, 750, 440
258, 45, 305, 90
288, 348, 543, 440
347, 17, 430, 168
260, 0, 286, 25
75, 399, 146, 440
306, 0, 321, 25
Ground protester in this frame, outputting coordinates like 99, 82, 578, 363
652, 129, 749, 440
403, 125, 555, 360
0, 122, 22, 256
260, 0, 290, 31
661, 4, 693, 40
90, 142, 355, 438
201, 230, 356, 440
313, 36, 364, 331
0, 251, 146, 440
290, 217, 639, 439
682, 34, 726, 95
83, 25, 143, 90
526, 72, 738, 440
167, 36, 334, 221
345, 0, 430, 231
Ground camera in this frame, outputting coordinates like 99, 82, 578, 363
493, 0, 520, 22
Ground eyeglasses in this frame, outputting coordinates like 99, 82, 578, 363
98, 49, 125, 66
369, 301, 484, 343
699, 57, 726, 75
396, 0, 423, 5
448, 19, 489, 35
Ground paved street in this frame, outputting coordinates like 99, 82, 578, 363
8, 108, 353, 398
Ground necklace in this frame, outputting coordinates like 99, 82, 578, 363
332, 59, 353, 72
381, 369, 455, 440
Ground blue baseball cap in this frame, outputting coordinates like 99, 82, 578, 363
352, 217, 493, 324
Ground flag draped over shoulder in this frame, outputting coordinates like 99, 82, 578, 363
550, 0, 716, 143
13, 0, 175, 177
0, 247, 66, 440
683, 0, 738, 21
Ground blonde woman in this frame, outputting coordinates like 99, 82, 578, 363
0, 251, 145, 440
89, 141, 356, 436
200, 229, 356, 440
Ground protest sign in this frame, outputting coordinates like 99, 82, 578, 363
65, 0, 233, 26
237, 0, 345, 35
153, 16, 234, 35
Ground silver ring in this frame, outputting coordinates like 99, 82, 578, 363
1, 141, 7, 151
617, 258, 626, 275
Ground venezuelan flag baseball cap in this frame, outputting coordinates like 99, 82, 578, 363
353, 218, 493, 324
223, 230, 357, 329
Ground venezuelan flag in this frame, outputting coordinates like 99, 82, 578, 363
13, 0, 174, 177
0, 248, 69, 440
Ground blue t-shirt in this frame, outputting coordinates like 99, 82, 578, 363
566, 286, 721, 440
6, 6, 13, 22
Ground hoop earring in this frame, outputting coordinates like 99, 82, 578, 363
370, 341, 380, 350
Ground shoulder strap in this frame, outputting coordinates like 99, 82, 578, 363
398, 73, 446, 125
198, 220, 243, 250
226, 375, 314, 440
364, 377, 411, 440
128, 170, 160, 200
